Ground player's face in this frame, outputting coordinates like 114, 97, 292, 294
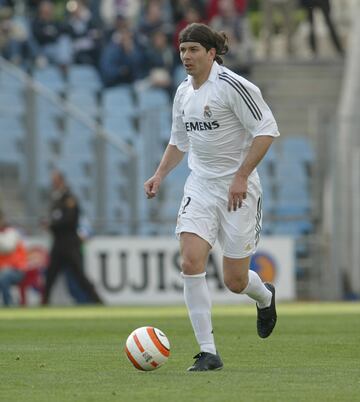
179, 42, 215, 79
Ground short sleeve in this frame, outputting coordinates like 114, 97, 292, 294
169, 89, 189, 152
226, 77, 280, 138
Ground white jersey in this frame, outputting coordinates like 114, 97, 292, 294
170, 62, 280, 179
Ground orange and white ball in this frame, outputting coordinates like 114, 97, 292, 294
125, 327, 170, 371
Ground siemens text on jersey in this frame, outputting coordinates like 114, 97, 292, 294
185, 121, 220, 131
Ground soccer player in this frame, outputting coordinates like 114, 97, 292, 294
144, 23, 279, 371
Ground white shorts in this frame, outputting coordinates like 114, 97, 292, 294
175, 171, 263, 259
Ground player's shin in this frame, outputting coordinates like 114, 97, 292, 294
182, 272, 216, 355
241, 269, 272, 308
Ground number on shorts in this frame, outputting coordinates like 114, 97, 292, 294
180, 196, 191, 214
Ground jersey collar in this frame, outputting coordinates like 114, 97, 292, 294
208, 61, 220, 83
187, 61, 220, 86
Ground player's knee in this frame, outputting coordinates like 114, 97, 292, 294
181, 257, 203, 275
224, 276, 248, 294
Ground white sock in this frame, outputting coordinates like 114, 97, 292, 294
182, 272, 216, 355
241, 270, 272, 309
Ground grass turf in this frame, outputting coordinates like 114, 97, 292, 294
1, 303, 360, 402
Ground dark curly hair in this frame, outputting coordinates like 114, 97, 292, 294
179, 23, 229, 65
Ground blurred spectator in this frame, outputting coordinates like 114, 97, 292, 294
0, 210, 27, 307
173, 3, 205, 53
66, 0, 102, 66
100, 0, 140, 29
0, 8, 30, 66
0, 0, 14, 14
170, 0, 204, 24
206, 0, 247, 20
99, 16, 147, 87
262, 0, 296, 58
137, 0, 173, 41
85, 0, 103, 26
210, 0, 253, 75
42, 170, 102, 305
26, 0, 42, 16
300, 0, 344, 56
136, 27, 176, 95
29, 0, 73, 70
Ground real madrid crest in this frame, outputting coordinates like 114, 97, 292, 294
203, 105, 212, 119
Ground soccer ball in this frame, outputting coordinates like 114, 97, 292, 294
125, 326, 170, 371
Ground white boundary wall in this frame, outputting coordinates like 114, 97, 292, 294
84, 236, 295, 305
21, 236, 295, 305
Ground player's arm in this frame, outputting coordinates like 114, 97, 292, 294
228, 135, 274, 212
144, 144, 185, 199
237, 135, 274, 178
225, 78, 279, 212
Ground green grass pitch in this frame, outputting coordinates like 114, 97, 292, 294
1, 303, 360, 402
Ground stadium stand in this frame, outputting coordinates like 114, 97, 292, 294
0, 61, 324, 243
0, 0, 353, 300
33, 66, 66, 91
67, 65, 102, 90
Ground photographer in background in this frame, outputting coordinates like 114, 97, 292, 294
42, 170, 102, 305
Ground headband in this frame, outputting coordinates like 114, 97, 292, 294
179, 35, 215, 51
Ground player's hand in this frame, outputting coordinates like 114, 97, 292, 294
144, 175, 162, 199
228, 175, 247, 212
